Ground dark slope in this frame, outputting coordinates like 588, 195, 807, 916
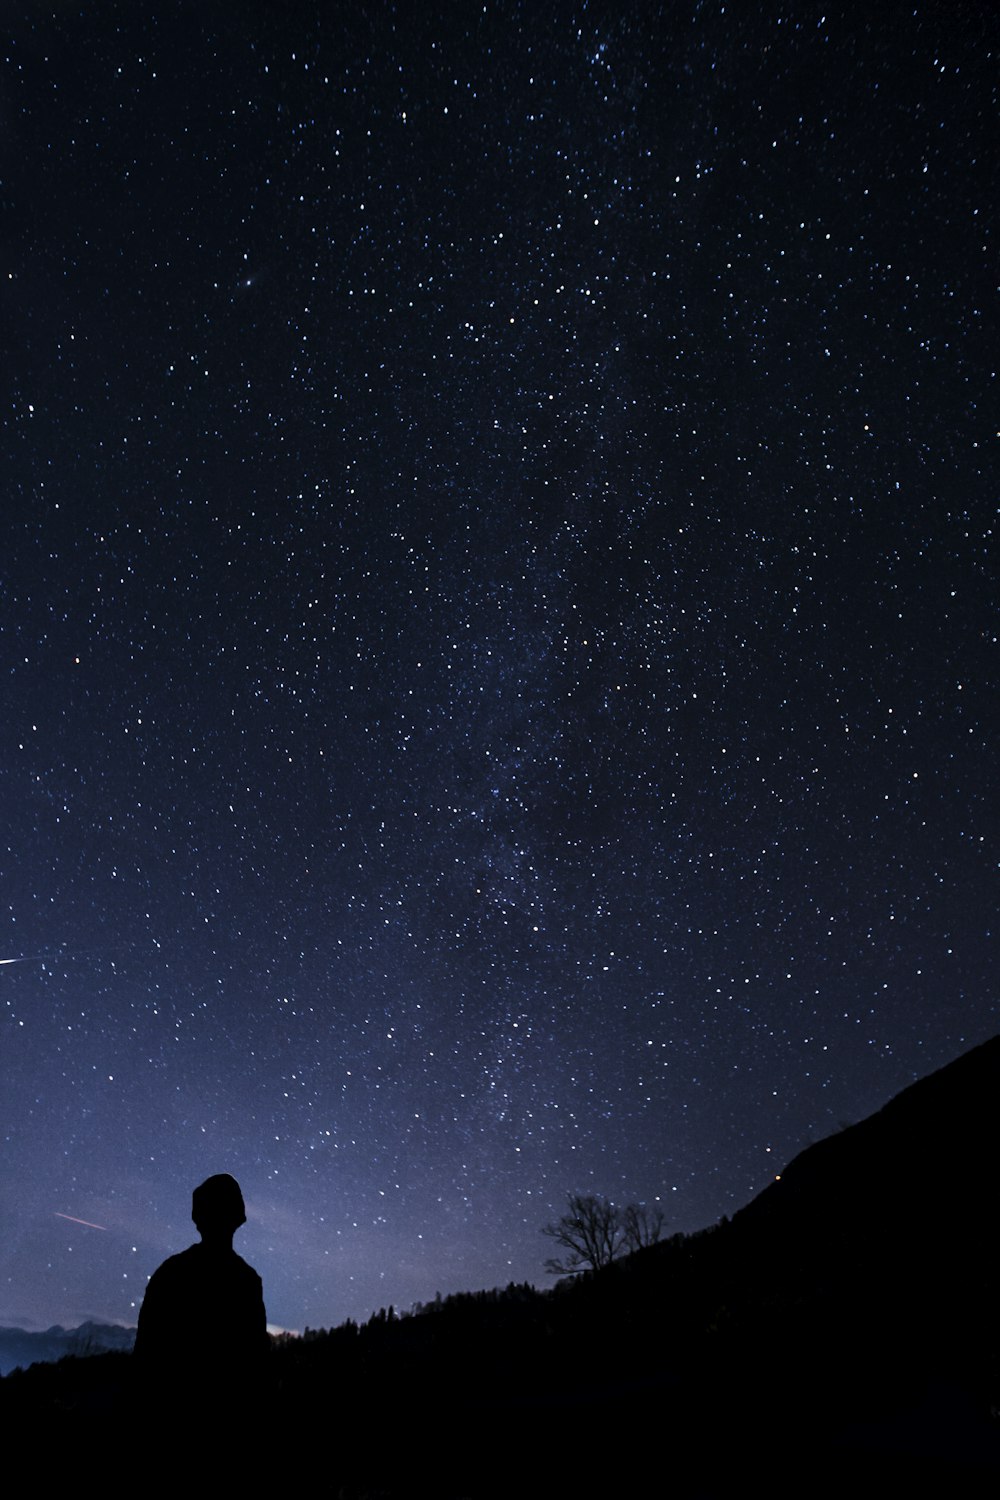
712, 1033, 999, 1380
737, 1032, 999, 1240
600, 1034, 1000, 1487
722, 1032, 998, 1286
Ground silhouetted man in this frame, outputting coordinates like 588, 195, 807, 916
135, 1173, 268, 1421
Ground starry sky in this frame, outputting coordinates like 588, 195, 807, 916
1, 2, 996, 1335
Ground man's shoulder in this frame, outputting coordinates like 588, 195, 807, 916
157, 1244, 201, 1269
147, 1244, 200, 1284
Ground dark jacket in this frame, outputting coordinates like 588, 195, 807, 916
134, 1242, 268, 1415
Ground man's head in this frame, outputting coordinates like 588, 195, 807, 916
192, 1173, 247, 1240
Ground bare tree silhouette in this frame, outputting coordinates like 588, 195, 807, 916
542, 1193, 663, 1275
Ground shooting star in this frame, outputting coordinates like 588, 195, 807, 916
55, 1212, 108, 1231
1, 946, 126, 969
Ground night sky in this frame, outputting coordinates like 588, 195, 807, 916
2, 2, 996, 1336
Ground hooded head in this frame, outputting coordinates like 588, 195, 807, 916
192, 1173, 247, 1239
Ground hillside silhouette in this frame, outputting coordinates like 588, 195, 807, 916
0, 1320, 134, 1378
3, 1037, 998, 1492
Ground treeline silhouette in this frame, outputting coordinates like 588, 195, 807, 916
3, 1037, 998, 1493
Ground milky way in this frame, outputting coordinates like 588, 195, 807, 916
1, 3, 996, 1334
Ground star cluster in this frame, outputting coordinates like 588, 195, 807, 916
1, 2, 996, 1333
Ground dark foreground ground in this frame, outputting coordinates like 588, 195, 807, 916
3, 1279, 998, 1497
7, 1039, 999, 1494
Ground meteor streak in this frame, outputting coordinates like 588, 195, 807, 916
55, 1212, 108, 1231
